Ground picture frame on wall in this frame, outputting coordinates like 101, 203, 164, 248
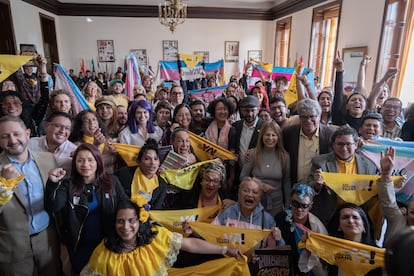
97, 40, 115, 62
20, 44, 37, 66
130, 49, 148, 67
248, 50, 263, 62
194, 51, 209, 63
225, 41, 239, 62
163, 40, 179, 61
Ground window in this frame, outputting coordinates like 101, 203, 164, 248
274, 17, 291, 67
308, 1, 341, 88
376, 0, 411, 98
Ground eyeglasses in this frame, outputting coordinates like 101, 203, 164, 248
383, 104, 401, 110
202, 177, 221, 185
49, 122, 71, 131
299, 114, 318, 121
290, 200, 311, 209
334, 142, 355, 147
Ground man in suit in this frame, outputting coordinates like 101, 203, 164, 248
0, 116, 61, 275
228, 95, 264, 196
308, 125, 378, 227
283, 98, 334, 185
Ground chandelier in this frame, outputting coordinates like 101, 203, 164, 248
158, 0, 187, 33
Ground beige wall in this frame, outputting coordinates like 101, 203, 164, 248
14, 0, 414, 104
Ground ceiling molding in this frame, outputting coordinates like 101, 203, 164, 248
22, 0, 327, 21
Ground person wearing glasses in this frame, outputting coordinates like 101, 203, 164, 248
269, 96, 299, 129
275, 183, 328, 276
28, 112, 77, 174
169, 85, 185, 109
380, 97, 403, 139
283, 98, 334, 185
308, 126, 377, 229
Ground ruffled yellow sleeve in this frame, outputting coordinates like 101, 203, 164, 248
84, 226, 183, 276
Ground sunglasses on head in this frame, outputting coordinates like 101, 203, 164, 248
290, 200, 311, 209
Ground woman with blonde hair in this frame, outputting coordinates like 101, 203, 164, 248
82, 81, 102, 111
240, 121, 290, 216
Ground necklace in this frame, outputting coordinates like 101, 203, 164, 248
122, 241, 138, 252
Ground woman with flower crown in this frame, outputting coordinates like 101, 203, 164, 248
45, 143, 128, 274
80, 196, 248, 276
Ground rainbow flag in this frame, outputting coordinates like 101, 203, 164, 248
360, 143, 414, 204
54, 64, 89, 114
125, 52, 142, 100
160, 60, 185, 80
187, 85, 227, 106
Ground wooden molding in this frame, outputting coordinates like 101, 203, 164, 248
22, 0, 328, 20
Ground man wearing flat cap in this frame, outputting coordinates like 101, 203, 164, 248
109, 79, 129, 108
227, 95, 264, 197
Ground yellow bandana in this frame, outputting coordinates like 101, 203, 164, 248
131, 167, 159, 202
299, 232, 384, 276
83, 135, 104, 153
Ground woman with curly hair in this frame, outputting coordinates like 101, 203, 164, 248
82, 81, 102, 111
80, 197, 246, 276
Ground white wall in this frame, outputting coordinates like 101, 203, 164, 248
57, 16, 274, 78
12, 0, 411, 102
10, 0, 60, 56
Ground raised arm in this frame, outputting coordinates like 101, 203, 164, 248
366, 68, 398, 111
356, 55, 373, 97
331, 50, 346, 126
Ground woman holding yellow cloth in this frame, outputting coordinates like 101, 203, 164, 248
80, 197, 246, 276
116, 139, 167, 209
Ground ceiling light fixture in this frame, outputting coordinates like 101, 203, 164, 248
158, 0, 187, 33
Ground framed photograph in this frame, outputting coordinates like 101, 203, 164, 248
163, 40, 179, 61
225, 41, 239, 62
248, 50, 263, 62
20, 44, 37, 66
97, 40, 115, 62
130, 49, 148, 67
342, 46, 368, 83
194, 51, 209, 63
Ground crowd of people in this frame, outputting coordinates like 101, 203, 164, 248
0, 51, 413, 276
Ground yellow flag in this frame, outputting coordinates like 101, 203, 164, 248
322, 172, 403, 205
0, 55, 34, 82
180, 53, 203, 68
299, 232, 385, 276
189, 222, 271, 253
168, 255, 250, 276
284, 72, 298, 106
160, 159, 216, 190
0, 174, 26, 205
149, 205, 221, 234
188, 131, 236, 161
113, 143, 141, 166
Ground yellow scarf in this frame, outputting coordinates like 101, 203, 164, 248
131, 167, 159, 202
299, 231, 384, 276
83, 135, 104, 153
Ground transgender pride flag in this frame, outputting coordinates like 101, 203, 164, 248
360, 143, 414, 204
203, 59, 225, 85
125, 52, 142, 100
160, 60, 185, 80
54, 64, 89, 114
249, 66, 315, 94
188, 85, 227, 106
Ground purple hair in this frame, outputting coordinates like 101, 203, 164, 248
127, 100, 155, 134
